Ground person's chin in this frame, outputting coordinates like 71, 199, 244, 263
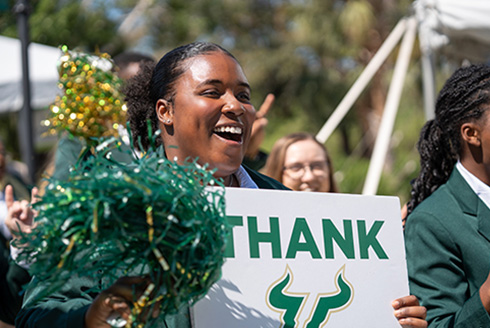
212, 160, 242, 178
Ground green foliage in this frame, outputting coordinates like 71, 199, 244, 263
0, 0, 124, 52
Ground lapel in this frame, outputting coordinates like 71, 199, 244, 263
447, 168, 490, 242
477, 197, 490, 243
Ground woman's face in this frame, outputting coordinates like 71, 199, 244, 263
160, 52, 255, 179
281, 139, 331, 192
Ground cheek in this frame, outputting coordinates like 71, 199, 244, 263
244, 106, 256, 124
282, 174, 299, 190
319, 175, 331, 192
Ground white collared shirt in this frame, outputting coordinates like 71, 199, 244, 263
456, 161, 490, 210
234, 165, 258, 189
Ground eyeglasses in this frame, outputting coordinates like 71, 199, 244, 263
283, 161, 328, 180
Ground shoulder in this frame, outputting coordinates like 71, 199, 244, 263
406, 182, 459, 235
242, 165, 290, 190
405, 171, 478, 247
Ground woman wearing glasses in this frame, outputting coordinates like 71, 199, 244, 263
262, 132, 338, 192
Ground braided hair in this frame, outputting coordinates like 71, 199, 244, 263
407, 64, 490, 216
124, 42, 237, 150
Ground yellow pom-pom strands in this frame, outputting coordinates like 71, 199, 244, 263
57, 235, 77, 269
45, 47, 126, 143
146, 205, 154, 243
92, 200, 99, 234
136, 283, 155, 309
152, 248, 170, 271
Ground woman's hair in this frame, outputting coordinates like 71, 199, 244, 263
124, 42, 237, 150
407, 64, 490, 215
261, 132, 338, 192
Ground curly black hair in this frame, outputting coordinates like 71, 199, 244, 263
124, 42, 237, 150
407, 64, 490, 216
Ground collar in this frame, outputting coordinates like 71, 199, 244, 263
456, 161, 490, 211
234, 165, 258, 189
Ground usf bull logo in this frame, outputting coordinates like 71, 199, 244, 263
267, 265, 353, 327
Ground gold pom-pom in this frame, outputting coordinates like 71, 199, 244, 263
45, 47, 126, 142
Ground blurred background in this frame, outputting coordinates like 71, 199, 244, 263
0, 0, 487, 204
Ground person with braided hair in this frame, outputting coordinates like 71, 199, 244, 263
405, 63, 490, 327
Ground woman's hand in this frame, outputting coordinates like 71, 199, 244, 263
85, 276, 159, 328
392, 295, 427, 328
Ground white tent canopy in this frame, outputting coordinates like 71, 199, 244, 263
0, 35, 61, 113
416, 0, 490, 63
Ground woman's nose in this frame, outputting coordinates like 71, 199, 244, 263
301, 166, 316, 182
222, 93, 245, 116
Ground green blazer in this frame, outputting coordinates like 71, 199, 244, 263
16, 168, 287, 328
405, 167, 490, 327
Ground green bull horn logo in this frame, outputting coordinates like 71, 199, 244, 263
267, 265, 353, 328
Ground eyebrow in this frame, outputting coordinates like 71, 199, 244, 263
197, 79, 251, 91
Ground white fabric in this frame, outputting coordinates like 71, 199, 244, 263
0, 190, 12, 239
0, 35, 61, 112
415, 0, 490, 62
234, 165, 258, 189
10, 244, 31, 270
456, 161, 490, 211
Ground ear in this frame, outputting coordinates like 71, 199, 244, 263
156, 99, 174, 126
461, 122, 481, 147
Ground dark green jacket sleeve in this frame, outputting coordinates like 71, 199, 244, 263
52, 137, 85, 182
15, 276, 95, 328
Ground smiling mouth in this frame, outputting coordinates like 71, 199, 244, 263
213, 126, 243, 142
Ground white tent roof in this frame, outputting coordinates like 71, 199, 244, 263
416, 0, 490, 62
0, 35, 61, 113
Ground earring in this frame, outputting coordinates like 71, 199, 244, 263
165, 119, 171, 124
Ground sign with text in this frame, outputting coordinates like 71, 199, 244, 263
192, 188, 409, 327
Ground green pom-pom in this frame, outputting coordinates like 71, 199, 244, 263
18, 136, 228, 326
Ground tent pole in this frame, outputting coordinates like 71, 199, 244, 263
420, 47, 436, 120
362, 16, 417, 195
316, 18, 408, 144
14, 0, 35, 185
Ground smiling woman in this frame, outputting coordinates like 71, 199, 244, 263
125, 42, 286, 189
262, 132, 338, 192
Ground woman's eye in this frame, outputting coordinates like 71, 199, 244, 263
202, 90, 220, 97
238, 93, 251, 102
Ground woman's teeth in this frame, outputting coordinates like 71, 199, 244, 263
213, 126, 242, 134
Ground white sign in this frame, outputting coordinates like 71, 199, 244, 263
192, 188, 409, 327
